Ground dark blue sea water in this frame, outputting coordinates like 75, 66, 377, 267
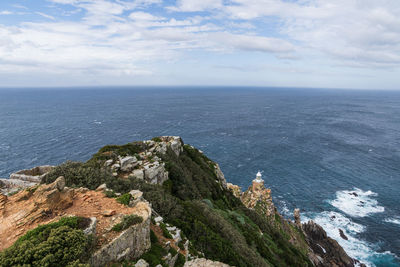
0, 87, 399, 266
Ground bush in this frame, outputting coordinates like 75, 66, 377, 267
151, 137, 162, 142
160, 223, 173, 239
112, 215, 143, 232
141, 230, 168, 267
0, 217, 91, 267
42, 161, 113, 190
116, 193, 131, 205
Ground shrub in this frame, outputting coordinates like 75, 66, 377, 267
42, 161, 113, 190
151, 137, 162, 142
116, 193, 131, 205
111, 215, 143, 232
0, 217, 91, 267
160, 223, 173, 239
141, 230, 168, 267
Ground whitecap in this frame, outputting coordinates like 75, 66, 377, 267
303, 211, 397, 267
384, 217, 400, 225
330, 188, 384, 218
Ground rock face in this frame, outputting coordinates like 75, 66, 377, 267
227, 183, 241, 198
90, 204, 151, 266
0, 165, 54, 195
184, 258, 233, 267
241, 179, 275, 217
294, 208, 301, 227
9, 165, 54, 183
0, 178, 152, 264
302, 220, 356, 267
213, 163, 227, 189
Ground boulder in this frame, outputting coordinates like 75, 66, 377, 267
135, 259, 149, 267
120, 156, 138, 172
294, 208, 301, 227
144, 164, 168, 184
130, 169, 144, 180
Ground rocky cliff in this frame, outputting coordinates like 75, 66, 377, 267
0, 136, 363, 267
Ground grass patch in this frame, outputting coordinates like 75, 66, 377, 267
111, 215, 143, 232
116, 193, 131, 205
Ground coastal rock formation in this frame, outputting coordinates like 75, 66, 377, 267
0, 136, 363, 267
0, 165, 54, 195
241, 172, 275, 217
302, 220, 357, 267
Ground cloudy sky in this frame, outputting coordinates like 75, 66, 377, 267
0, 0, 399, 89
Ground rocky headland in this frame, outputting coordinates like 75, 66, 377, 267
0, 136, 365, 267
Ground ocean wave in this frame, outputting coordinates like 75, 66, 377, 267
384, 217, 400, 225
303, 211, 397, 267
330, 188, 384, 218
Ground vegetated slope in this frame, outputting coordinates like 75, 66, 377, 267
43, 138, 313, 267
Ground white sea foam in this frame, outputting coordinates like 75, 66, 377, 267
330, 188, 384, 218
303, 211, 377, 266
384, 217, 400, 225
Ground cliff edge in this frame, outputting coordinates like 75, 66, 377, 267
0, 136, 363, 267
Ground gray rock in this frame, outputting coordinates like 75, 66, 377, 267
214, 163, 227, 189
120, 156, 138, 172
9, 165, 54, 183
104, 159, 114, 167
96, 183, 108, 192
144, 164, 168, 184
154, 216, 163, 224
83, 217, 97, 235
130, 169, 144, 180
294, 208, 301, 227
135, 259, 149, 267
90, 209, 151, 266
55, 176, 65, 191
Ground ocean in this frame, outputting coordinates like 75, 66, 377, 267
0, 87, 399, 266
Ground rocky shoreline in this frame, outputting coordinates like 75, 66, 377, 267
0, 136, 365, 267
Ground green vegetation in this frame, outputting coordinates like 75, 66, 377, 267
39, 139, 313, 267
116, 193, 132, 205
159, 223, 173, 239
42, 161, 113, 190
141, 230, 168, 267
0, 217, 92, 267
111, 215, 143, 232
151, 137, 162, 142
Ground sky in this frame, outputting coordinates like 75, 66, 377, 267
0, 0, 399, 89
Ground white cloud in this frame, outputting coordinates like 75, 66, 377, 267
209, 32, 295, 53
167, 0, 223, 12
36, 12, 56, 20
225, 0, 400, 67
0, 11, 13, 15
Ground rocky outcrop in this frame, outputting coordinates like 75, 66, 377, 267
184, 258, 233, 267
9, 165, 54, 183
0, 165, 54, 195
90, 204, 151, 266
241, 179, 275, 217
227, 183, 241, 198
101, 136, 186, 185
214, 163, 227, 189
294, 208, 301, 227
302, 220, 357, 267
0, 177, 152, 264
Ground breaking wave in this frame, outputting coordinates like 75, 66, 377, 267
330, 188, 384, 218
